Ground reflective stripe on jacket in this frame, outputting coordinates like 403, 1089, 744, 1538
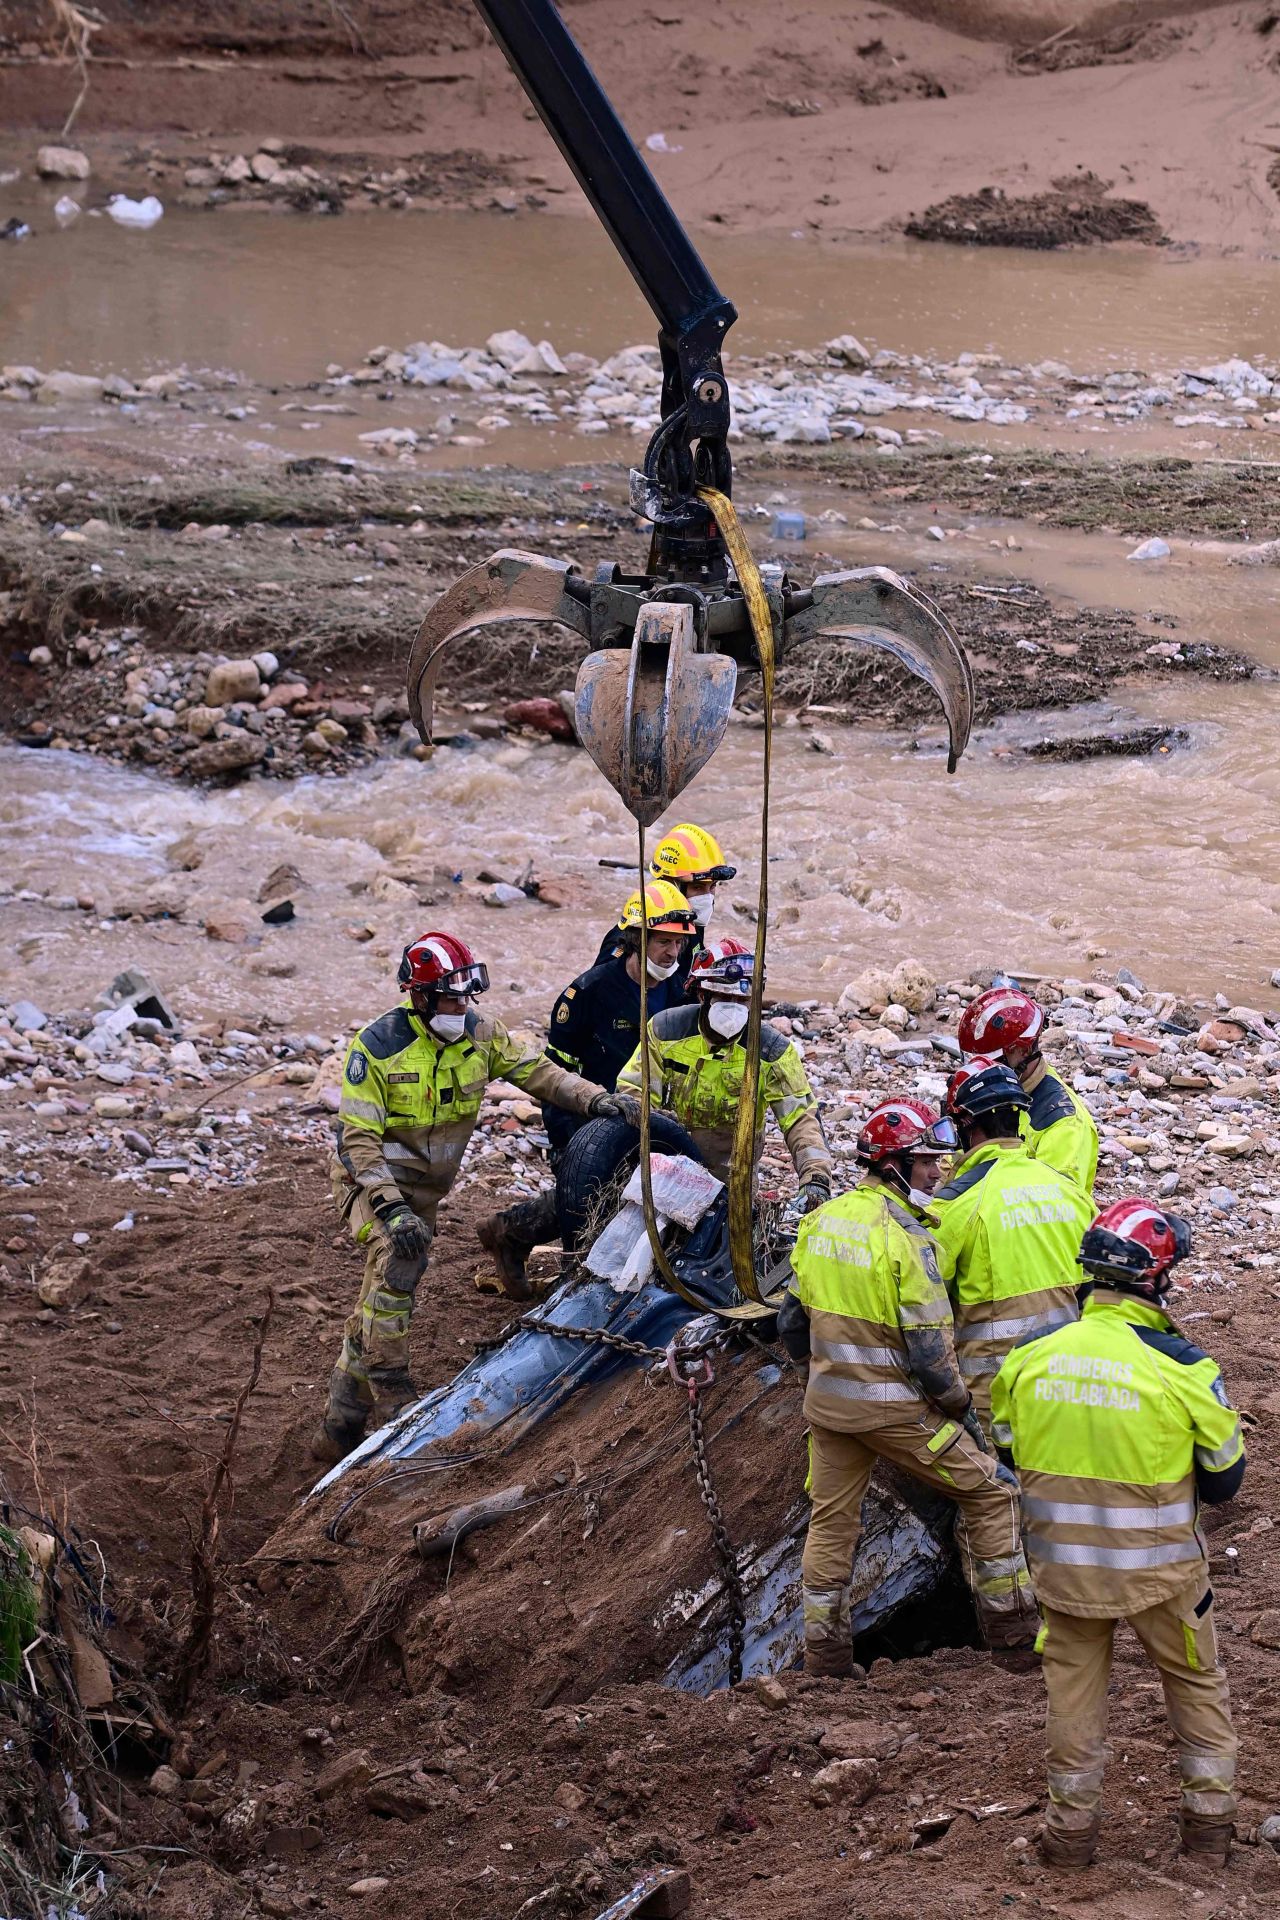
991, 1291, 1245, 1615
615, 1003, 831, 1186
331, 1002, 601, 1212
1019, 1060, 1099, 1196
929, 1139, 1092, 1403
789, 1177, 955, 1432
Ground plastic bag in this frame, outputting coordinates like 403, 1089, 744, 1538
106, 195, 163, 229
621, 1153, 723, 1230
584, 1201, 666, 1292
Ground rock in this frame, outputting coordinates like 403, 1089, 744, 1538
774, 413, 831, 445
313, 1748, 373, 1800
503, 696, 574, 740
204, 659, 261, 705
364, 1772, 435, 1817
817, 1719, 907, 1761
35, 371, 105, 406
184, 705, 224, 739
826, 334, 871, 368
1252, 1609, 1280, 1649
347, 1881, 389, 1898
205, 911, 255, 944
37, 145, 90, 180
888, 959, 936, 1015
553, 1780, 588, 1811
8, 999, 47, 1032
315, 716, 348, 746
258, 862, 303, 903
301, 731, 331, 758
250, 151, 281, 181
186, 735, 266, 778
93, 1095, 134, 1119
222, 155, 253, 184
485, 883, 528, 907
1128, 537, 1170, 561
1205, 1137, 1253, 1159
251, 650, 279, 680
36, 1258, 90, 1309
1258, 1812, 1280, 1848
262, 681, 309, 709
749, 1675, 788, 1710
809, 1757, 880, 1808
837, 967, 894, 1014
28, 645, 53, 667
149, 1765, 182, 1798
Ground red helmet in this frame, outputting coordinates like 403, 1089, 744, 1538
945, 1057, 1029, 1121
1078, 1197, 1191, 1301
397, 932, 489, 999
857, 1099, 958, 1168
958, 987, 1044, 1058
689, 937, 757, 998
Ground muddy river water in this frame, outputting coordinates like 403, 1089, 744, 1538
4, 207, 1280, 1025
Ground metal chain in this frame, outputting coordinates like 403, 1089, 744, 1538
683, 1366, 747, 1686
520, 1316, 747, 1686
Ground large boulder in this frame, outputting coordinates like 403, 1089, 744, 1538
203, 659, 261, 706
36, 146, 90, 180
35, 371, 105, 406
185, 734, 266, 779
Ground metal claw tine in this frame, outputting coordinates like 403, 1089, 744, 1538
782, 565, 974, 771
406, 549, 592, 745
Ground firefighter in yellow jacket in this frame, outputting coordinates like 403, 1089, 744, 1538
616, 938, 831, 1200
318, 932, 629, 1461
992, 1198, 1244, 1868
930, 1059, 1093, 1432
958, 984, 1098, 1196
779, 1099, 1038, 1675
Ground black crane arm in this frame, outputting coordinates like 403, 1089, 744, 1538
473, 0, 737, 558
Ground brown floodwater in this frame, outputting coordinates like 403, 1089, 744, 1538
4, 201, 1280, 383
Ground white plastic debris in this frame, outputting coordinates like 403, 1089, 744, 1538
53, 195, 81, 225
644, 133, 683, 154
111, 1212, 135, 1233
584, 1202, 652, 1287
621, 1153, 723, 1229
106, 194, 164, 229
1128, 537, 1170, 562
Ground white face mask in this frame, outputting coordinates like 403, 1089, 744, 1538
706, 999, 749, 1040
429, 1013, 467, 1044
690, 893, 715, 928
646, 957, 679, 982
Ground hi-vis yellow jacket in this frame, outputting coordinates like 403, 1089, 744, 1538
929, 1138, 1092, 1412
1019, 1059, 1099, 1196
332, 1003, 602, 1216
616, 1003, 830, 1186
992, 1290, 1245, 1615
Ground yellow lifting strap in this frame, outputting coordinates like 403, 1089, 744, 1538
631, 486, 782, 1322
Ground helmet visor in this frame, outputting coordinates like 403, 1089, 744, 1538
437, 962, 489, 998
923, 1116, 959, 1151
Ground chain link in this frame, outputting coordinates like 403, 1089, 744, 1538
521, 1316, 748, 1685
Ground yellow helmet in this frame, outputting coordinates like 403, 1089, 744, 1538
617, 880, 699, 935
650, 823, 736, 885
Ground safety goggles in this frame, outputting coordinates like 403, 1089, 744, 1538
436, 963, 490, 998
919, 1116, 959, 1152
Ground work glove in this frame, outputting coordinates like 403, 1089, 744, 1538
590, 1091, 645, 1128
376, 1204, 432, 1261
995, 1460, 1020, 1491
795, 1179, 831, 1216
962, 1404, 990, 1455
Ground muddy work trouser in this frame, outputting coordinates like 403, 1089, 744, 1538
802, 1413, 1036, 1658
331, 1171, 439, 1411
1039, 1580, 1237, 1842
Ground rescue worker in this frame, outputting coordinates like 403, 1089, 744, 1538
593, 823, 736, 976
476, 882, 698, 1297
958, 985, 1098, 1196
616, 937, 832, 1199
930, 1059, 1093, 1433
992, 1199, 1245, 1868
779, 1100, 1038, 1674
319, 931, 631, 1462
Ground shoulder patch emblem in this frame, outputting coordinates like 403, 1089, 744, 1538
1211, 1375, 1229, 1407
347, 1051, 368, 1085
564, 986, 577, 1000
556, 1002, 571, 1023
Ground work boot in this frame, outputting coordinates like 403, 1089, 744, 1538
368, 1366, 421, 1428
1179, 1811, 1233, 1865
476, 1212, 536, 1302
1039, 1818, 1100, 1869
801, 1581, 853, 1677
311, 1368, 370, 1464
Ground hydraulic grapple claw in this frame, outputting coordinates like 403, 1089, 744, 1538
407, 549, 591, 747
575, 602, 738, 826
782, 566, 974, 771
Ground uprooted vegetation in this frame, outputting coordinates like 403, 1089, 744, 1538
905, 174, 1164, 248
